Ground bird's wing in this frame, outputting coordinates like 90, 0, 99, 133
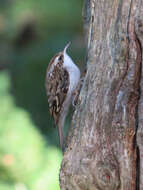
45, 63, 69, 125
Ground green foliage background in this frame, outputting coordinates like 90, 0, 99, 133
0, 0, 84, 189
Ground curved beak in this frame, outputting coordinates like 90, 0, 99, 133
63, 42, 71, 54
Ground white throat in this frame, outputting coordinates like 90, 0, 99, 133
63, 52, 80, 93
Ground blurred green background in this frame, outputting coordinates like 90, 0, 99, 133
0, 0, 84, 189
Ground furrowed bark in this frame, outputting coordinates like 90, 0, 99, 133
136, 0, 143, 189
60, 0, 143, 189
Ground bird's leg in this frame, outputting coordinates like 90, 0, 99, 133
72, 88, 80, 107
72, 70, 86, 107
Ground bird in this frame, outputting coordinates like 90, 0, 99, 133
45, 42, 81, 151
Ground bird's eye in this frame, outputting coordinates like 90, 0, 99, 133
58, 55, 63, 61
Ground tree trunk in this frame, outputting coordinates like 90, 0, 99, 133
60, 0, 143, 189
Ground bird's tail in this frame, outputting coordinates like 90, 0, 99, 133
57, 123, 64, 152
57, 96, 71, 153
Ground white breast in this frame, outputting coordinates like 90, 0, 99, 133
63, 53, 80, 93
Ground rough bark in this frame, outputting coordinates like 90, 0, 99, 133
60, 0, 143, 189
136, 0, 143, 189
